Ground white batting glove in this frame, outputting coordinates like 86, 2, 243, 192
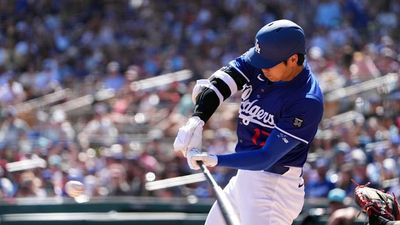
187, 148, 218, 170
173, 116, 204, 157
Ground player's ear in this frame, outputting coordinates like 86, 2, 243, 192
288, 54, 298, 66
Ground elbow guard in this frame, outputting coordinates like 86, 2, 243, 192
192, 65, 247, 104
191, 79, 224, 105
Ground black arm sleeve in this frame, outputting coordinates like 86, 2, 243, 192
192, 65, 248, 122
192, 87, 220, 122
218, 65, 248, 91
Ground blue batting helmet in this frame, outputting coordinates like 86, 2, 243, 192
245, 19, 306, 69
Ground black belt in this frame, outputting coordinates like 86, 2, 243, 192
264, 164, 290, 175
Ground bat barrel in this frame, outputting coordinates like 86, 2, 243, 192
145, 173, 206, 191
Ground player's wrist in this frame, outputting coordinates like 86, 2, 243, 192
214, 154, 219, 166
208, 154, 218, 167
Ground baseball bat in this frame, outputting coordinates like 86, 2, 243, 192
145, 173, 206, 191
197, 161, 241, 225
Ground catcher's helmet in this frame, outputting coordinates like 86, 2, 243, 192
245, 19, 305, 69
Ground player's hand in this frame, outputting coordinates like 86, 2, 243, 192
173, 116, 204, 157
187, 148, 218, 170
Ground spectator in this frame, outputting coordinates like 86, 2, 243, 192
77, 103, 118, 149
14, 171, 46, 198
0, 75, 26, 106
0, 107, 30, 150
336, 163, 356, 196
305, 158, 335, 198
102, 61, 126, 92
326, 188, 361, 225
0, 1, 398, 203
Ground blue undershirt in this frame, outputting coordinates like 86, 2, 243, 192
217, 129, 301, 170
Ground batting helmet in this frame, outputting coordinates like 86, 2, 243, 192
245, 19, 305, 69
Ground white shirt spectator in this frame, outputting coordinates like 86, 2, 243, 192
0, 79, 26, 106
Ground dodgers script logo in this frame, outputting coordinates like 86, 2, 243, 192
241, 84, 252, 100
239, 99, 275, 128
255, 39, 261, 54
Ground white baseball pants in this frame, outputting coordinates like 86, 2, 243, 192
204, 168, 304, 225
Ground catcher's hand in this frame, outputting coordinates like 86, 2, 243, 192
354, 185, 400, 221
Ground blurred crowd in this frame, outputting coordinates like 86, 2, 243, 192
0, 0, 399, 203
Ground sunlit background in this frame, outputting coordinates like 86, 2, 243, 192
0, 0, 399, 224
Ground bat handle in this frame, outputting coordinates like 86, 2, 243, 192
197, 161, 219, 189
197, 161, 240, 225
196, 160, 204, 167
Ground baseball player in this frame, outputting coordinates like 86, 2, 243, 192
174, 19, 324, 225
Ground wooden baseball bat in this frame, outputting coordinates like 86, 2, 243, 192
145, 173, 206, 191
197, 161, 241, 225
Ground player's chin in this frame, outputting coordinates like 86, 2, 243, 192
263, 73, 275, 81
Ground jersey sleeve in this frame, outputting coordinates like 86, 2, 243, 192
217, 129, 301, 170
229, 52, 259, 83
275, 97, 323, 144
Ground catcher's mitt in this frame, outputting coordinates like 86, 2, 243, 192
354, 184, 400, 221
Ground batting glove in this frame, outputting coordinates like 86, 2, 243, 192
187, 148, 218, 170
173, 116, 204, 157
